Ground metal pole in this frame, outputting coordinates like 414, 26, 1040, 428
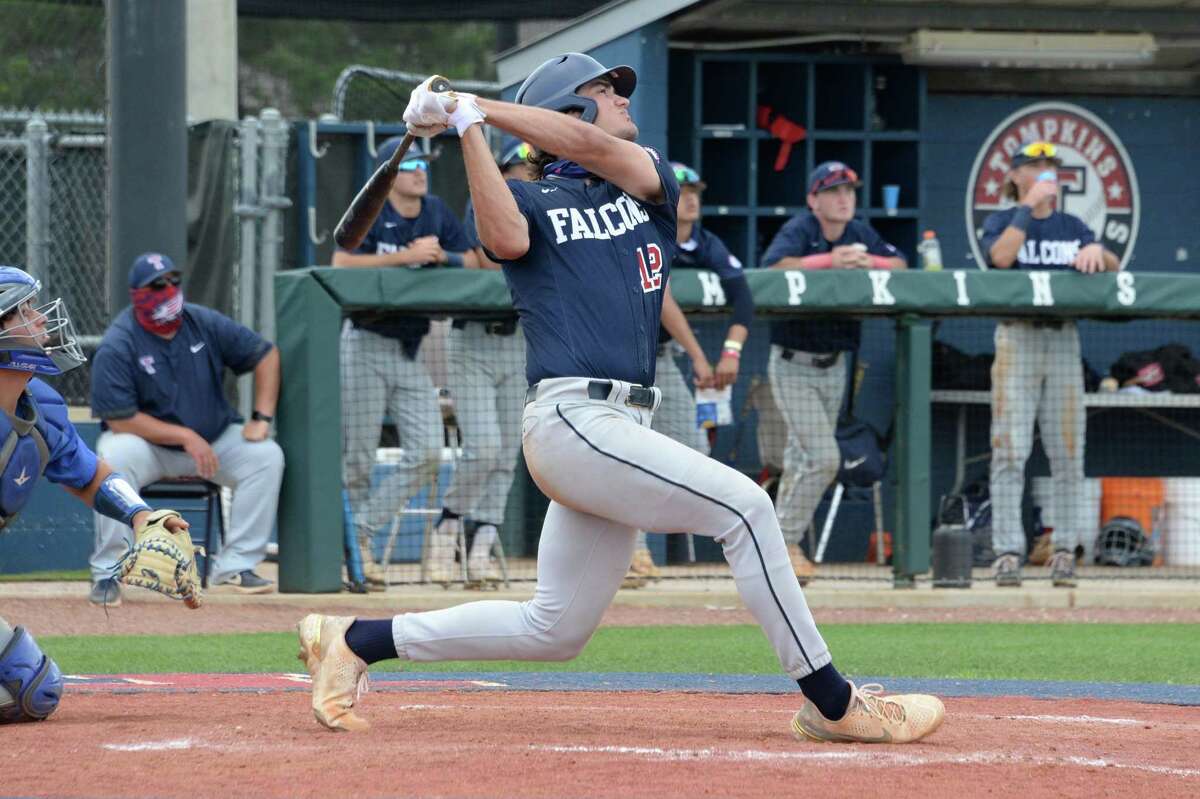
257, 108, 290, 344
107, 0, 187, 320
24, 117, 49, 283
893, 316, 932, 587
235, 115, 261, 419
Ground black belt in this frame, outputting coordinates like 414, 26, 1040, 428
524, 380, 657, 408
452, 319, 517, 336
781, 349, 839, 368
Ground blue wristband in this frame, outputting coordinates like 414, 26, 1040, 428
445, 252, 464, 268
1010, 205, 1034, 233
94, 473, 151, 527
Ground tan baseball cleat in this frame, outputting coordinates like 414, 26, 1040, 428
296, 614, 370, 732
791, 682, 945, 744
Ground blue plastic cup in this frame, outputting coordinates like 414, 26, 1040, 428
882, 184, 900, 216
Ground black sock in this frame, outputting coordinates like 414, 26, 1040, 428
343, 619, 397, 665
797, 663, 852, 721
438, 508, 461, 524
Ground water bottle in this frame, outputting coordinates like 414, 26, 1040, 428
918, 230, 943, 272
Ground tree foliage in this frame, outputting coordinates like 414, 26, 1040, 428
0, 2, 498, 118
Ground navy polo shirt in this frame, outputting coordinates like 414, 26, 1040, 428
489, 145, 680, 386
91, 304, 273, 443
980, 208, 1096, 270
761, 213, 902, 352
662, 222, 745, 344
344, 194, 472, 343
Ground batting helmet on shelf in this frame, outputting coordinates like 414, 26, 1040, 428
1094, 516, 1155, 567
514, 53, 636, 124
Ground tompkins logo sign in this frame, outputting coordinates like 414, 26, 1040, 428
966, 102, 1139, 270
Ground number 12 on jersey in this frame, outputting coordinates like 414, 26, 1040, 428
636, 243, 664, 293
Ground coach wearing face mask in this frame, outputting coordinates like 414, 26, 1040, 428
87, 253, 284, 605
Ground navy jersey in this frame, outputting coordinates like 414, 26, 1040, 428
0, 379, 98, 524
91, 305, 273, 443
662, 222, 745, 344
491, 146, 680, 386
761, 213, 902, 352
346, 195, 472, 343
980, 208, 1096, 270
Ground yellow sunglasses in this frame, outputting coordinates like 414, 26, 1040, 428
1021, 141, 1057, 159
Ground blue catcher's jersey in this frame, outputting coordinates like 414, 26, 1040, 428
490, 146, 680, 386
0, 379, 98, 526
980, 209, 1096, 270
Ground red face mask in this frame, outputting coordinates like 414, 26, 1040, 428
131, 284, 184, 335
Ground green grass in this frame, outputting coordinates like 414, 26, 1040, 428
0, 569, 89, 582
41, 624, 1200, 684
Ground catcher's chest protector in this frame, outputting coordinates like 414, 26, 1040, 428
0, 404, 50, 528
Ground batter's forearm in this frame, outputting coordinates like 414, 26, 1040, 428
461, 125, 529, 260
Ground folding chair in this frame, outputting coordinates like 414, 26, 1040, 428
140, 477, 225, 588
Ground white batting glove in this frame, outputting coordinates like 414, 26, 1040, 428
443, 91, 487, 137
403, 77, 453, 137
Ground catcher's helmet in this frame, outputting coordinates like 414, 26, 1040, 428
1095, 516, 1155, 567
515, 53, 636, 124
0, 266, 85, 376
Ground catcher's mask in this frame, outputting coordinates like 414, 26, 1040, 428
1095, 516, 1155, 567
0, 266, 85, 376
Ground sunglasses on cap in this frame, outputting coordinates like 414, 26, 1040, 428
673, 164, 702, 185
811, 167, 859, 193
398, 159, 428, 172
148, 274, 182, 290
1020, 141, 1057, 159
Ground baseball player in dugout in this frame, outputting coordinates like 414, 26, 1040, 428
0, 265, 199, 723
333, 138, 478, 590
298, 52, 944, 745
431, 138, 535, 587
89, 253, 283, 602
982, 140, 1118, 589
761, 163, 905, 582
625, 161, 754, 586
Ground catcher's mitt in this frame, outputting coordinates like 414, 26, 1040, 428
115, 510, 202, 608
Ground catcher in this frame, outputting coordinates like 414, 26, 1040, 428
0, 266, 200, 725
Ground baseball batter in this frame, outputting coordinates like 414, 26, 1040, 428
298, 54, 944, 744
981, 140, 1117, 588
432, 140, 534, 586
333, 139, 477, 588
0, 266, 192, 724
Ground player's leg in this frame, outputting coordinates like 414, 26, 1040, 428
381, 349, 445, 579
340, 325, 391, 586
465, 332, 527, 582
526, 394, 943, 742
298, 500, 634, 730
89, 432, 171, 604
206, 424, 285, 590
1037, 324, 1086, 586
989, 322, 1044, 584
0, 617, 63, 724
768, 348, 844, 579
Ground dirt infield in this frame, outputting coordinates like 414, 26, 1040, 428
5, 687, 1198, 799
9, 596, 1200, 636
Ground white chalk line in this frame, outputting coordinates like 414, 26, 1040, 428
104, 738, 195, 752
530, 743, 1200, 778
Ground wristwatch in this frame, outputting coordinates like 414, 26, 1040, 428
251, 410, 274, 423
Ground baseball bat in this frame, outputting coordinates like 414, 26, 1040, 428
333, 76, 452, 251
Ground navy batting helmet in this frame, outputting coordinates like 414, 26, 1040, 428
514, 53, 636, 124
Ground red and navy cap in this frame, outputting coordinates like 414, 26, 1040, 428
808, 161, 862, 194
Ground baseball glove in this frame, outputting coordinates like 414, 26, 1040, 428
115, 510, 202, 608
